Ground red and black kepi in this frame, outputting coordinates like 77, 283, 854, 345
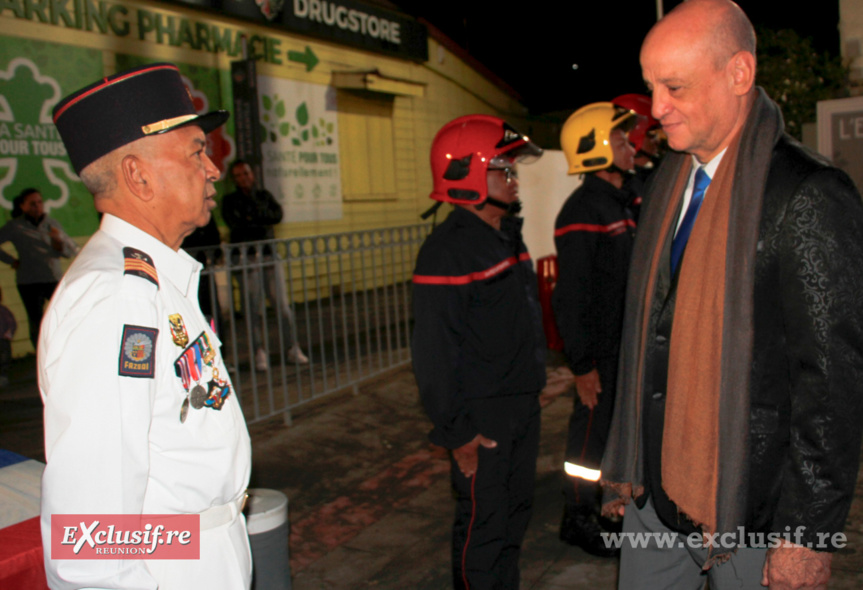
53, 62, 229, 175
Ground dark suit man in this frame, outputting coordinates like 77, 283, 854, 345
601, 1, 863, 589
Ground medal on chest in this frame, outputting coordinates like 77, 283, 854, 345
174, 330, 231, 423
168, 313, 189, 348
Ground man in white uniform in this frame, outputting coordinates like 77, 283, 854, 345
40, 63, 253, 589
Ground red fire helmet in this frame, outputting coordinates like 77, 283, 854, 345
429, 114, 542, 205
612, 94, 659, 153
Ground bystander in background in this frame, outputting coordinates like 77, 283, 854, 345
222, 160, 308, 370
0, 188, 78, 349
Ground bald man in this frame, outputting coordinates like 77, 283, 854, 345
600, 1, 863, 589
40, 64, 252, 589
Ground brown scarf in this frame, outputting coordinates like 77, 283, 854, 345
663, 125, 740, 532
601, 89, 784, 546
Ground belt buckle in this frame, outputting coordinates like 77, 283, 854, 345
240, 492, 249, 512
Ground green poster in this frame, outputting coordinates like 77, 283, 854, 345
0, 39, 103, 237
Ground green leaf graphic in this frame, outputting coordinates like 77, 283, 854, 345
296, 103, 309, 126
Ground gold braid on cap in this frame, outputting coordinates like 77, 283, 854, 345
141, 114, 198, 135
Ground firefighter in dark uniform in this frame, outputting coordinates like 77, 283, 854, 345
552, 103, 637, 556
411, 114, 546, 589
612, 93, 665, 222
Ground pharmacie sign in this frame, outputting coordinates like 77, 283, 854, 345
0, 0, 287, 66
0, 0, 427, 63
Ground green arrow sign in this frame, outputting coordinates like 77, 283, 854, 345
287, 46, 319, 72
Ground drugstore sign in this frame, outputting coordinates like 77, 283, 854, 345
170, 0, 429, 62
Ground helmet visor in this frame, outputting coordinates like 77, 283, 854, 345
502, 140, 543, 165
612, 106, 638, 134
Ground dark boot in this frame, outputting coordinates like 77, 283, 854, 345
559, 507, 620, 558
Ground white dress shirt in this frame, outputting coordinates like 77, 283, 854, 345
674, 148, 727, 236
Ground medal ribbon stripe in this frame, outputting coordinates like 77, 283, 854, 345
193, 344, 204, 371
185, 347, 202, 382
200, 333, 215, 363
175, 354, 192, 391
173, 331, 232, 415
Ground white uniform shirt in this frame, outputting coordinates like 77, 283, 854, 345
39, 214, 252, 589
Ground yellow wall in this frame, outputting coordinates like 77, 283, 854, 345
0, 0, 536, 355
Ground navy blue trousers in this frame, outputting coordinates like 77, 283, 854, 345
450, 394, 540, 590
564, 356, 618, 510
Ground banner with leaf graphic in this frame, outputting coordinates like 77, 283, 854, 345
0, 39, 104, 237
258, 76, 342, 222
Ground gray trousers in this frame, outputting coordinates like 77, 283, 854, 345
618, 498, 767, 590
242, 258, 297, 352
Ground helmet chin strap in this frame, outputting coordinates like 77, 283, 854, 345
483, 196, 522, 215
607, 164, 635, 177
420, 201, 443, 220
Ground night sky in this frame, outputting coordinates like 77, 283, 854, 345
392, 0, 841, 114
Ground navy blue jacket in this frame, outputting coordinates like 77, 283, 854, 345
411, 207, 546, 449
552, 174, 635, 376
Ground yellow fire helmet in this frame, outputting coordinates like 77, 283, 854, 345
560, 102, 636, 175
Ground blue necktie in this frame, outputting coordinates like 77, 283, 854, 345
671, 167, 711, 274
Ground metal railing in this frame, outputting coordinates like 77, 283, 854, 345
187, 223, 432, 425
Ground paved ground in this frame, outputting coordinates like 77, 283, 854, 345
2, 354, 863, 589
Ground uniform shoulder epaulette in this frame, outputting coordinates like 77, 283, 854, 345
123, 247, 159, 288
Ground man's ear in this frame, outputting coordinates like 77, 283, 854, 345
730, 50, 756, 96
120, 154, 156, 203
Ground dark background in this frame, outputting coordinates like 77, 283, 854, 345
391, 0, 841, 114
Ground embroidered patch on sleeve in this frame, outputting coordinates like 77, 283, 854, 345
119, 325, 158, 379
123, 247, 159, 288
